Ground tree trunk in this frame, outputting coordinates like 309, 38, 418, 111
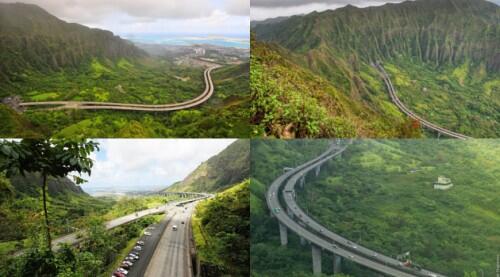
42, 173, 52, 252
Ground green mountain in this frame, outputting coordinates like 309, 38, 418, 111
192, 180, 249, 276
165, 140, 250, 192
0, 2, 146, 83
8, 172, 87, 197
252, 0, 500, 138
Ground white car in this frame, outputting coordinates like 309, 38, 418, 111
172, 225, 178, 231
144, 231, 152, 236
133, 246, 142, 251
117, 268, 128, 275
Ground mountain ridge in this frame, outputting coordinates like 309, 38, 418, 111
165, 140, 250, 193
0, 2, 147, 83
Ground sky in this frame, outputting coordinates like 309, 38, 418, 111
251, 0, 500, 20
78, 139, 235, 194
0, 0, 249, 37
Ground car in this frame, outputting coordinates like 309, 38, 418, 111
372, 253, 378, 257
137, 241, 145, 245
117, 268, 128, 275
123, 260, 133, 266
352, 245, 358, 249
128, 254, 139, 260
428, 274, 437, 277
331, 244, 338, 249
181, 221, 184, 224
113, 271, 125, 277
120, 262, 131, 269
348, 255, 355, 259
133, 246, 142, 251
172, 225, 178, 231
144, 231, 152, 236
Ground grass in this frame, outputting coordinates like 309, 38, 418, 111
300, 140, 500, 276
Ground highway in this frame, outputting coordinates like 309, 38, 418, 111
19, 65, 220, 111
144, 201, 197, 277
374, 62, 471, 140
126, 213, 175, 277
267, 140, 446, 277
13, 194, 208, 256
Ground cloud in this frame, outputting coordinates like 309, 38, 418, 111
225, 0, 250, 16
80, 139, 236, 193
251, 0, 500, 20
0, 0, 249, 36
251, 0, 405, 8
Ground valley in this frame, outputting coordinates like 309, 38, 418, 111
0, 2, 250, 138
0, 138, 250, 276
251, 0, 499, 138
250, 139, 500, 277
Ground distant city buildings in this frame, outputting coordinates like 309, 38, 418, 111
433, 176, 453, 190
193, 47, 205, 56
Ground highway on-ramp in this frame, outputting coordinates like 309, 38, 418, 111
267, 140, 446, 277
19, 65, 220, 112
374, 62, 470, 140
144, 201, 197, 277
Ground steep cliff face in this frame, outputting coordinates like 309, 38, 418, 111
252, 0, 500, 138
166, 140, 250, 192
254, 0, 500, 72
0, 3, 146, 81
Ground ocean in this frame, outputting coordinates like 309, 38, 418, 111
123, 34, 250, 49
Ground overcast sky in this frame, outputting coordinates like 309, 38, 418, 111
0, 0, 249, 37
251, 0, 500, 20
79, 139, 235, 194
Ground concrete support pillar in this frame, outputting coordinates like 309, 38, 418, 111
333, 254, 342, 273
300, 236, 306, 246
279, 222, 288, 246
287, 206, 293, 218
300, 176, 305, 188
311, 244, 322, 275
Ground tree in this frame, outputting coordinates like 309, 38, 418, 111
0, 139, 98, 252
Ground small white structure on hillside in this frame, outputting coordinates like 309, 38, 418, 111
433, 176, 453, 190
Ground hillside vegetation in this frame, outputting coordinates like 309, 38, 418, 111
0, 174, 112, 256
192, 180, 249, 276
250, 140, 341, 276
0, 3, 251, 138
0, 2, 145, 84
300, 140, 500, 276
252, 0, 500, 137
166, 140, 250, 192
250, 139, 499, 276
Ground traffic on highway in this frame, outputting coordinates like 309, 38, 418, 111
267, 140, 446, 277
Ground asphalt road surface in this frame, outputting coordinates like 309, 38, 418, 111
13, 196, 207, 257
144, 202, 196, 277
127, 212, 176, 277
267, 141, 445, 277
374, 62, 470, 140
19, 65, 219, 112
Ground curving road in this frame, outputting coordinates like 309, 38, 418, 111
267, 141, 446, 277
19, 65, 220, 111
374, 62, 471, 140
144, 201, 197, 277
13, 193, 209, 257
